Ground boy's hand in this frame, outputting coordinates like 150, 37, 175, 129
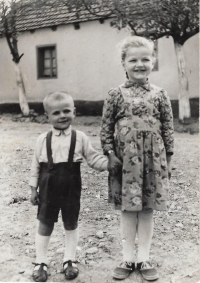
108, 152, 122, 175
30, 186, 40, 205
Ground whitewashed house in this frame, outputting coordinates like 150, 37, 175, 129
0, 1, 198, 116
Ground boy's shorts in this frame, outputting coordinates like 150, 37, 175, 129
37, 162, 81, 230
37, 201, 80, 230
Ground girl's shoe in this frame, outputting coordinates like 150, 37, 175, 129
113, 261, 135, 279
63, 260, 79, 279
137, 261, 159, 281
32, 263, 48, 282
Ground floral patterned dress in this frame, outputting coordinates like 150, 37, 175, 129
100, 80, 174, 212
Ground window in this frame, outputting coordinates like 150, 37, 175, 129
37, 45, 57, 79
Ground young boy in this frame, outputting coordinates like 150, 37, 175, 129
29, 91, 108, 282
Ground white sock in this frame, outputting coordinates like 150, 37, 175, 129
121, 211, 137, 263
137, 209, 154, 263
35, 233, 50, 265
63, 227, 79, 263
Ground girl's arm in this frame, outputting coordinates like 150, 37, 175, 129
160, 89, 174, 155
100, 88, 118, 154
160, 90, 174, 179
100, 88, 122, 174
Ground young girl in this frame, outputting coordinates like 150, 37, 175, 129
100, 36, 174, 281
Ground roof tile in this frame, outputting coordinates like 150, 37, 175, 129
0, 0, 112, 35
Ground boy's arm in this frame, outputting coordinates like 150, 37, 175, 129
29, 151, 40, 205
29, 134, 44, 204
82, 133, 108, 171
29, 143, 41, 188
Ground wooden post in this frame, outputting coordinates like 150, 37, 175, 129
174, 42, 191, 122
14, 63, 29, 116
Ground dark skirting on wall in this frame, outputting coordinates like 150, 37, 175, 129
0, 98, 199, 118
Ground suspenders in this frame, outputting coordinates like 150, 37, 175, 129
46, 129, 77, 170
46, 131, 53, 170
67, 130, 77, 169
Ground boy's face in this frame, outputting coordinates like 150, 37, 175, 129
123, 46, 155, 84
45, 97, 75, 130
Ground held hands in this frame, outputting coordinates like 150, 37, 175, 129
108, 152, 122, 175
30, 186, 40, 205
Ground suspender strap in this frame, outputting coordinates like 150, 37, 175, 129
46, 129, 76, 169
68, 129, 77, 166
46, 131, 54, 170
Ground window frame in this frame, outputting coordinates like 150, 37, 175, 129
36, 44, 57, 79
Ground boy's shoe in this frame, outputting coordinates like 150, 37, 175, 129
113, 261, 135, 279
32, 263, 48, 282
137, 261, 159, 281
63, 260, 79, 280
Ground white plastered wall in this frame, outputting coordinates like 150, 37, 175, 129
0, 19, 198, 102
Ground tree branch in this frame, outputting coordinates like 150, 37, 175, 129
81, 0, 115, 18
127, 21, 138, 35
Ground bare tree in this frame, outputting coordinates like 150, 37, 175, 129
0, 0, 29, 116
112, 0, 199, 122
1, 0, 198, 120
65, 0, 199, 121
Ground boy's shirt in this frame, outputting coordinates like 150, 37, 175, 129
29, 126, 108, 188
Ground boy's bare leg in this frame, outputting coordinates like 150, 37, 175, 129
38, 221, 54, 236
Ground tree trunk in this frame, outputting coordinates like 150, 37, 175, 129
174, 42, 191, 121
14, 63, 29, 116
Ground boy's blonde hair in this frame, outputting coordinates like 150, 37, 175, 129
119, 36, 155, 61
43, 91, 74, 113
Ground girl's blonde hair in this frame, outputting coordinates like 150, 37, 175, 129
119, 36, 155, 61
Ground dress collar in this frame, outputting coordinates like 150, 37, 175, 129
52, 125, 71, 136
123, 79, 151, 91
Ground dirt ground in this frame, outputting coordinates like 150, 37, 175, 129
0, 115, 199, 283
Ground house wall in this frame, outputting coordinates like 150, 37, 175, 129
0, 19, 199, 104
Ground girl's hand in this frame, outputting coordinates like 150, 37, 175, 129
108, 152, 122, 175
30, 186, 40, 205
166, 155, 172, 180
167, 163, 171, 179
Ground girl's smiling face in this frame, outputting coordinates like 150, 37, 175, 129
123, 46, 155, 84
